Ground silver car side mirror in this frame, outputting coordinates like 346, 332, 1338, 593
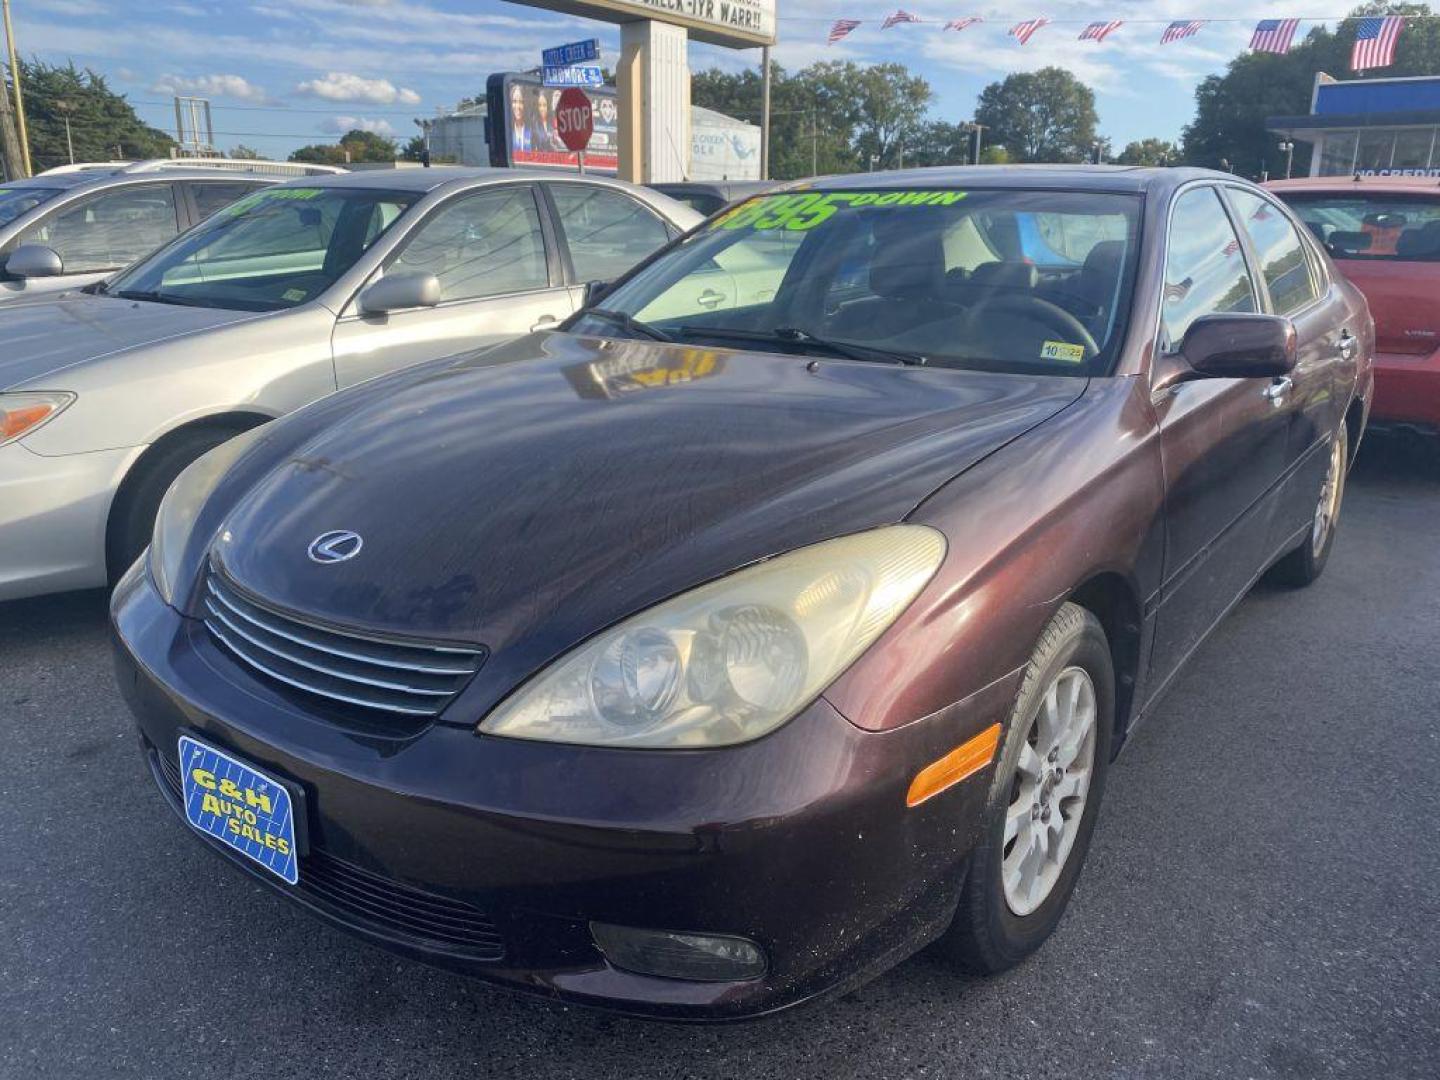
6, 244, 64, 279
357, 272, 442, 316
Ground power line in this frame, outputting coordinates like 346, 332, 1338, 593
126, 98, 426, 116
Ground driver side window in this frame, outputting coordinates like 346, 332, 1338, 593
1160, 187, 1257, 354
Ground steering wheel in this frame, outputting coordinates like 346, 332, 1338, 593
962, 294, 1101, 358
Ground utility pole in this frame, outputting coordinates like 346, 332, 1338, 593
759, 45, 770, 181
2, 0, 29, 176
56, 101, 74, 164
0, 45, 20, 179
968, 122, 987, 165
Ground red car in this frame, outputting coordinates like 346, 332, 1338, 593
1269, 175, 1439, 434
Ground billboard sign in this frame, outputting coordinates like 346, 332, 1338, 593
521, 0, 775, 48
488, 73, 619, 172
541, 38, 601, 67
542, 64, 605, 88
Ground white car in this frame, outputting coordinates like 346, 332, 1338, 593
0, 167, 700, 601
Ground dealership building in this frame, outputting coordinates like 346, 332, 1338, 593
1270, 73, 1440, 177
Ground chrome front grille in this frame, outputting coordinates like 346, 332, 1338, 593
202, 568, 484, 719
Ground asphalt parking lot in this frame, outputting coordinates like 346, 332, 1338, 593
2, 434, 1437, 1080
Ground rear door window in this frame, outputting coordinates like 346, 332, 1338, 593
1227, 189, 1320, 316
550, 185, 671, 282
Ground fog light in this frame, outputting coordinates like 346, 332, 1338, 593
590, 923, 767, 982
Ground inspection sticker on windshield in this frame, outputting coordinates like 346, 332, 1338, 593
282, 288, 308, 302
178, 735, 298, 884
713, 190, 967, 232
1041, 340, 1087, 364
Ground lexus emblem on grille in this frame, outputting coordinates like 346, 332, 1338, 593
308, 530, 363, 564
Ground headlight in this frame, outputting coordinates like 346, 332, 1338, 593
0, 392, 74, 447
479, 526, 946, 748
149, 427, 267, 605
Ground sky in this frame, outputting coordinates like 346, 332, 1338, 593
15, 0, 1343, 161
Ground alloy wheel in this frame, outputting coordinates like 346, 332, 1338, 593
1002, 666, 1097, 917
1312, 433, 1347, 558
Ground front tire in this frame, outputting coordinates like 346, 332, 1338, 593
105, 428, 245, 585
938, 602, 1115, 974
1269, 423, 1348, 589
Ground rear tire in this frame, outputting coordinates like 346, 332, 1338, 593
937, 602, 1115, 975
1269, 423, 1348, 589
105, 428, 246, 585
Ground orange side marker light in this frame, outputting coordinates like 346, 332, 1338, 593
906, 723, 1002, 808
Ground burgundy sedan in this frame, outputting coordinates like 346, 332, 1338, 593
113, 166, 1372, 1020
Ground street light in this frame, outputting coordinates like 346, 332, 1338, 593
1278, 140, 1295, 179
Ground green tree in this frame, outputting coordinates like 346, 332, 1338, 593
228, 144, 262, 160
9, 60, 172, 171
978, 145, 1011, 165
400, 134, 426, 161
974, 67, 1101, 163
692, 60, 929, 178
905, 120, 972, 167
289, 128, 397, 165
1182, 3, 1440, 177
1115, 138, 1179, 166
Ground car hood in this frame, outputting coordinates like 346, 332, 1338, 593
215, 333, 1085, 714
0, 294, 259, 389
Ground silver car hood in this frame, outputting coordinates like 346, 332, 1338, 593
0, 294, 260, 390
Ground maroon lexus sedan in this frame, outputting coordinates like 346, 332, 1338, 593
113, 166, 1373, 1020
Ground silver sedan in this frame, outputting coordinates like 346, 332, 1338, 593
0, 168, 700, 601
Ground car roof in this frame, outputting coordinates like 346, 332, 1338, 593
1266, 175, 1440, 194
263, 166, 648, 194
2, 169, 280, 193
807, 164, 1230, 195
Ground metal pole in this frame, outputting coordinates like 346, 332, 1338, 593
811, 108, 816, 176
975, 124, 984, 165
759, 45, 771, 181
63, 114, 72, 163
2, 0, 30, 176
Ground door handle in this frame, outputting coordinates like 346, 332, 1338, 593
1338, 330, 1357, 360
696, 289, 726, 309
1263, 376, 1293, 403
530, 314, 558, 332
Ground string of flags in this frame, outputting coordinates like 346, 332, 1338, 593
826, 13, 1409, 70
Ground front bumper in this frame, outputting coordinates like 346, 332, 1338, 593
112, 564, 1018, 1020
1372, 348, 1440, 432
0, 440, 138, 601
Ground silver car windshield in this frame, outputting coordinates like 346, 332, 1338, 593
106, 186, 418, 311
575, 189, 1141, 376
0, 186, 62, 228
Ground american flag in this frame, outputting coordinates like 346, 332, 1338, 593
1009, 17, 1050, 45
1221, 238, 1241, 257
1251, 18, 1301, 54
881, 10, 921, 30
945, 17, 983, 33
828, 18, 862, 44
1351, 15, 1405, 71
1079, 21, 1123, 42
1161, 20, 1206, 45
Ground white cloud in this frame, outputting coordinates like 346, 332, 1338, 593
322, 116, 398, 136
297, 71, 422, 105
150, 73, 277, 104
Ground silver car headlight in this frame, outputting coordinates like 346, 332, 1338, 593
149, 427, 267, 605
0, 392, 75, 448
479, 526, 946, 748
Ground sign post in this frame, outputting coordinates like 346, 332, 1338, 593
555, 87, 594, 174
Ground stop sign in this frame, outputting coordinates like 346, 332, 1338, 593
555, 88, 594, 153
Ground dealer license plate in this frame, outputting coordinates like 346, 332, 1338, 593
177, 735, 299, 885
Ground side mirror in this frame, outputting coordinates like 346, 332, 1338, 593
357, 272, 441, 316
582, 279, 611, 308
6, 244, 64, 279
1182, 313, 1297, 380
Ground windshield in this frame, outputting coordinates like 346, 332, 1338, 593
571, 188, 1141, 375
0, 186, 62, 228
1279, 193, 1440, 261
106, 186, 418, 311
